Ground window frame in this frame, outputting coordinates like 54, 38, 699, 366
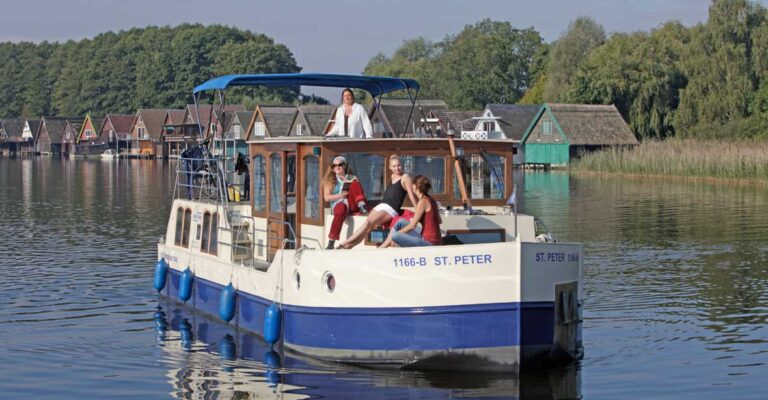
200, 211, 219, 255
301, 154, 322, 225
176, 207, 192, 248
251, 153, 267, 217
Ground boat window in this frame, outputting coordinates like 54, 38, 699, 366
341, 153, 385, 199
453, 153, 506, 199
253, 155, 266, 212
401, 156, 446, 194
201, 212, 211, 253
304, 155, 320, 219
182, 209, 192, 247
270, 153, 283, 212
174, 207, 184, 246
210, 213, 218, 255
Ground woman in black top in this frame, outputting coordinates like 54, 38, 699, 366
338, 155, 417, 249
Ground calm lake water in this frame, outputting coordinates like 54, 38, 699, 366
0, 158, 766, 399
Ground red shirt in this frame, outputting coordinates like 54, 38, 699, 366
420, 196, 442, 245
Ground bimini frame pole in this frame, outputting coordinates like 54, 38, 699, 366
401, 85, 423, 138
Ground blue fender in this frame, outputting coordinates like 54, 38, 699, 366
178, 267, 194, 302
264, 303, 282, 345
218, 283, 237, 322
153, 259, 169, 292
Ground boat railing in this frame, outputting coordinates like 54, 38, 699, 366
173, 154, 249, 205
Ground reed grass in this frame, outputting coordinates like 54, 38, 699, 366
571, 139, 768, 182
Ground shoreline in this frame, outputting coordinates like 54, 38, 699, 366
569, 169, 768, 188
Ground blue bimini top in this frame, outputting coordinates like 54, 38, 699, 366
192, 73, 420, 97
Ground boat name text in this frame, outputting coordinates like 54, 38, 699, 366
535, 252, 579, 263
393, 254, 492, 267
160, 253, 178, 263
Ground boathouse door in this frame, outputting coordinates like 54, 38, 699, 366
266, 149, 299, 261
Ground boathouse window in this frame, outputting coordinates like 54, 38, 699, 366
200, 212, 219, 255
543, 121, 553, 135
174, 207, 184, 246
401, 155, 446, 194
453, 153, 506, 200
296, 124, 303, 136
254, 122, 266, 137
341, 153, 385, 199
253, 155, 266, 212
270, 153, 283, 212
181, 208, 192, 247
304, 155, 320, 219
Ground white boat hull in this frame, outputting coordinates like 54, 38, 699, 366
158, 239, 583, 372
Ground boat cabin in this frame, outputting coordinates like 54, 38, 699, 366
167, 74, 535, 266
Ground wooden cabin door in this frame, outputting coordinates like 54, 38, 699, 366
266, 151, 298, 261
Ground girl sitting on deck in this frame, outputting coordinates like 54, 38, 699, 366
324, 156, 368, 249
379, 175, 443, 248
337, 155, 418, 249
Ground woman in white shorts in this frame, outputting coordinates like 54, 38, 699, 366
338, 155, 417, 249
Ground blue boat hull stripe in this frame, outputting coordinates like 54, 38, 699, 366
164, 269, 555, 351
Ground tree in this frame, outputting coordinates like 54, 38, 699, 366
435, 20, 543, 109
570, 22, 690, 139
543, 17, 606, 102
674, 0, 766, 137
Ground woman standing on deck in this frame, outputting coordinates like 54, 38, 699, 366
338, 155, 417, 249
379, 175, 442, 248
324, 88, 373, 138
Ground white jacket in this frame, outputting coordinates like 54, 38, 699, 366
326, 103, 373, 138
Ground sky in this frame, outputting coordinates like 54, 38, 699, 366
0, 0, 759, 98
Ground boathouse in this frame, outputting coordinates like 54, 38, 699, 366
521, 103, 638, 166
35, 117, 73, 155
290, 105, 335, 136
74, 114, 105, 156
160, 109, 188, 158
246, 105, 298, 138
468, 104, 541, 165
368, 98, 448, 137
131, 109, 170, 157
0, 118, 25, 156
61, 119, 83, 157
97, 114, 135, 155
425, 110, 483, 137
220, 111, 253, 158
21, 119, 40, 156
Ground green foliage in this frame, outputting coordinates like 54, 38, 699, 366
543, 17, 606, 103
674, 0, 767, 137
518, 74, 546, 104
364, 20, 543, 110
436, 20, 543, 109
570, 23, 690, 139
0, 24, 300, 117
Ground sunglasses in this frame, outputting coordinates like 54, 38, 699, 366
332, 163, 346, 167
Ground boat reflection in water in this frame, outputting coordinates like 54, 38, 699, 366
154, 300, 581, 399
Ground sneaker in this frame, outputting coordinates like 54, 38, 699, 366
358, 203, 369, 215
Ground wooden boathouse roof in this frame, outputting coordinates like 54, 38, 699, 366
523, 103, 638, 145
485, 104, 541, 141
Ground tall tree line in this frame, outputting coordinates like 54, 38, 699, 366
0, 24, 301, 118
366, 0, 768, 140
